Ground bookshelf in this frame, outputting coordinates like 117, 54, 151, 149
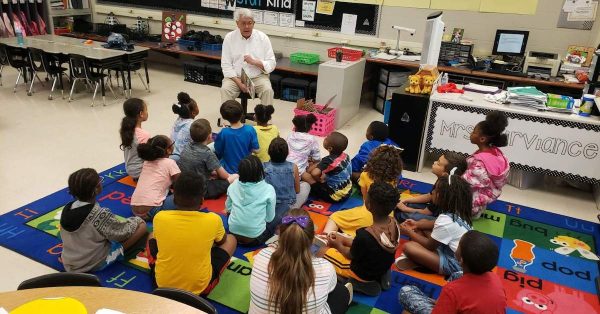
47, 0, 92, 33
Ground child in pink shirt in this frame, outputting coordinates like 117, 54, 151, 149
131, 135, 181, 220
120, 98, 150, 179
287, 114, 321, 181
463, 111, 510, 218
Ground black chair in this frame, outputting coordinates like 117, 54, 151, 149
3, 45, 31, 93
68, 54, 115, 106
108, 55, 150, 98
0, 44, 8, 87
18, 273, 101, 290
28, 48, 67, 99
152, 287, 217, 314
217, 92, 254, 127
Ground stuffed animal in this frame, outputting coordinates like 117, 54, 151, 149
406, 75, 421, 94
421, 75, 435, 94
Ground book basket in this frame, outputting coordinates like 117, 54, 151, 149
293, 104, 336, 137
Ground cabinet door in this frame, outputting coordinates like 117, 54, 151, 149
388, 92, 430, 171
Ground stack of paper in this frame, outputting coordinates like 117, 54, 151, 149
507, 86, 547, 110
463, 83, 500, 94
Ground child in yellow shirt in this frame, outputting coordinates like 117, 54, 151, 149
253, 104, 279, 162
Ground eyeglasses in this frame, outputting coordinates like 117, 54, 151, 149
239, 21, 255, 27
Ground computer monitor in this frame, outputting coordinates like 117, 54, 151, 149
492, 30, 529, 57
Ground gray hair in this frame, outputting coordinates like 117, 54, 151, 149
234, 8, 253, 21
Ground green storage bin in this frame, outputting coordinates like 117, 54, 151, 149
290, 52, 320, 65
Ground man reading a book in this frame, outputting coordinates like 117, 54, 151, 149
221, 8, 276, 106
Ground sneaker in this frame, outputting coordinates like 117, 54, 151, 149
344, 282, 353, 305
395, 254, 417, 271
313, 234, 328, 247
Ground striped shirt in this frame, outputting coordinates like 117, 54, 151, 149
249, 247, 337, 314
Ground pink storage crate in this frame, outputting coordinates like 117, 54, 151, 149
293, 104, 336, 137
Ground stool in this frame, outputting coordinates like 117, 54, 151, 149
280, 77, 310, 102
309, 81, 317, 100
270, 73, 283, 99
205, 63, 223, 87
183, 61, 207, 85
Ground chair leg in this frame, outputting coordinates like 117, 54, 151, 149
59, 73, 65, 99
91, 81, 99, 107
35, 73, 45, 87
136, 71, 149, 92
14, 69, 23, 93
106, 78, 117, 100
0, 64, 4, 87
68, 78, 80, 102
27, 70, 37, 96
49, 75, 57, 100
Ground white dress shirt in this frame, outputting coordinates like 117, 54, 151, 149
221, 29, 276, 79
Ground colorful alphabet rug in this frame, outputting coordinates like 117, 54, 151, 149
0, 164, 599, 314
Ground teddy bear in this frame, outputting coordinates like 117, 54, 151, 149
405, 75, 421, 94
421, 75, 435, 94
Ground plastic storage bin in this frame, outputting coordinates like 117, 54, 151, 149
183, 61, 207, 84
293, 104, 336, 137
281, 77, 310, 102
201, 43, 222, 51
178, 39, 200, 50
327, 47, 362, 61
205, 63, 224, 87
290, 52, 320, 64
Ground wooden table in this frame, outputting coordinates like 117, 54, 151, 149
63, 33, 320, 77
0, 287, 204, 313
367, 57, 584, 91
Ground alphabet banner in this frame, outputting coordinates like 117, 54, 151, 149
427, 102, 600, 183
236, 0, 296, 13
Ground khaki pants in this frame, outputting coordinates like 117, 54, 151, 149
220, 74, 274, 106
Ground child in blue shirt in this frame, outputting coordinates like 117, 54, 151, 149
226, 155, 276, 246
351, 121, 399, 182
215, 100, 260, 174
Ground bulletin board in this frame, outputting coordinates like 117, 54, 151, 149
97, 0, 380, 35
294, 0, 379, 35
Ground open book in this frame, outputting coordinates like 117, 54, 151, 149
240, 68, 256, 98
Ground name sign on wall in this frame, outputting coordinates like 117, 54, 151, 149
427, 104, 600, 182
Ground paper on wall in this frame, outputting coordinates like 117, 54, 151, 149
302, 0, 316, 21
567, 2, 597, 21
316, 0, 335, 15
263, 11, 279, 26
252, 10, 264, 24
340, 13, 357, 35
209, 0, 218, 9
382, 0, 430, 8
296, 20, 306, 27
562, 0, 590, 12
201, 0, 209, 7
430, 0, 480, 11
279, 13, 295, 27
479, 0, 538, 15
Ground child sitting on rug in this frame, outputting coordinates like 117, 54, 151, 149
396, 152, 467, 223
287, 114, 321, 181
170, 92, 199, 161
322, 144, 403, 237
120, 98, 150, 180
323, 182, 400, 293
463, 111, 510, 218
177, 119, 238, 199
350, 121, 399, 182
60, 168, 147, 272
226, 155, 276, 246
215, 100, 260, 174
264, 137, 311, 234
253, 104, 279, 162
304, 132, 353, 203
250, 208, 352, 314
399, 230, 506, 314
131, 135, 181, 220
397, 174, 473, 276
147, 172, 237, 295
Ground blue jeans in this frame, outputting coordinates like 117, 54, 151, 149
266, 199, 294, 234
437, 244, 461, 275
147, 194, 177, 219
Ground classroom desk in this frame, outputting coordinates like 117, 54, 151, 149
367, 57, 585, 92
62, 33, 320, 77
0, 35, 149, 101
419, 90, 600, 183
0, 286, 204, 313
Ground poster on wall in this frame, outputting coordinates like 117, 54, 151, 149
427, 104, 600, 182
162, 11, 186, 42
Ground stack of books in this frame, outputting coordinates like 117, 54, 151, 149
506, 86, 547, 110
